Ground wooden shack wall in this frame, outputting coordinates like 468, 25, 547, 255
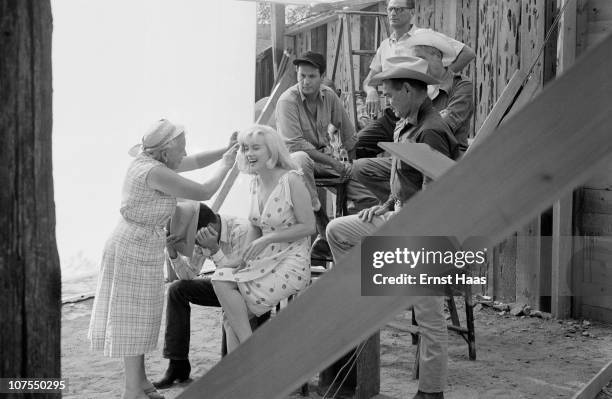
573, 0, 612, 322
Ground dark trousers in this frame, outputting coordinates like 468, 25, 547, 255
355, 108, 398, 159
351, 157, 392, 203
162, 278, 221, 360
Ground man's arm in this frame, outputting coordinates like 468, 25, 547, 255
439, 78, 474, 133
363, 45, 384, 115
167, 252, 201, 280
448, 45, 476, 73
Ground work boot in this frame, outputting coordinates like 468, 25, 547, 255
413, 391, 444, 399
153, 359, 191, 389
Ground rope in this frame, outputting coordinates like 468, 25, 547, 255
321, 341, 368, 399
522, 0, 574, 83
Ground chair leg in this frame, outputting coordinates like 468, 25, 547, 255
412, 335, 420, 380
447, 295, 460, 327
464, 288, 476, 360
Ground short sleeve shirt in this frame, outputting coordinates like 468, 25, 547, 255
370, 25, 465, 72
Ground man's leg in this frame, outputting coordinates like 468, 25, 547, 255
162, 278, 220, 360
351, 157, 392, 204
326, 213, 389, 262
155, 278, 220, 389
290, 151, 320, 211
355, 108, 398, 159
413, 296, 448, 398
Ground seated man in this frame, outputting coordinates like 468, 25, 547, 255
275, 51, 378, 256
356, 0, 475, 158
352, 30, 473, 203
154, 201, 250, 389
326, 57, 457, 399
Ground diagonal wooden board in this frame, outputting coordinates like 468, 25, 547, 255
380, 69, 528, 181
178, 34, 612, 399
211, 54, 296, 212
378, 142, 455, 180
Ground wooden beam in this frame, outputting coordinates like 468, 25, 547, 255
471, 69, 526, 148
378, 142, 455, 180
271, 4, 285, 79
572, 360, 612, 399
552, 0, 578, 319
211, 55, 295, 212
178, 34, 612, 399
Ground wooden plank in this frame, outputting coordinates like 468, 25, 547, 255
572, 360, 612, 399
271, 4, 285, 79
582, 188, 612, 214
470, 69, 526, 149
516, 219, 542, 307
502, 72, 541, 120
455, 0, 477, 135
475, 0, 499, 131
497, 0, 521, 92
342, 14, 358, 129
179, 35, 612, 399
329, 17, 343, 82
552, 0, 577, 319
576, 0, 589, 55
378, 142, 455, 180
520, 0, 546, 86
516, 0, 545, 310
434, 0, 456, 37
415, 0, 435, 28
211, 56, 295, 212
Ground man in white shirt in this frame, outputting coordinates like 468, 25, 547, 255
356, 0, 475, 159
154, 201, 251, 389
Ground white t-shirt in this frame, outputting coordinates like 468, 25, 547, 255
370, 25, 465, 72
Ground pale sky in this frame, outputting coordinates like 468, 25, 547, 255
51, 0, 256, 274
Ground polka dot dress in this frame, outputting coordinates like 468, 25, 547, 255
212, 170, 310, 316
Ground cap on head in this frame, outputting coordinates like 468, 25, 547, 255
293, 51, 327, 75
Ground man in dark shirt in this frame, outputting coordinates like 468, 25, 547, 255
352, 30, 472, 202
356, 25, 474, 159
326, 56, 456, 399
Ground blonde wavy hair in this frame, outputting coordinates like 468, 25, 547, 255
236, 124, 297, 174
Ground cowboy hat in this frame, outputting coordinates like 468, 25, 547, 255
370, 56, 440, 86
403, 29, 458, 65
169, 200, 200, 258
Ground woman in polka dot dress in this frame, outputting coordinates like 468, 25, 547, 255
212, 124, 315, 352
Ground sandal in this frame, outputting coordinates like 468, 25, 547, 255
144, 386, 165, 399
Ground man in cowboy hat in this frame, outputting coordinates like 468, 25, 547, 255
275, 50, 379, 259
326, 57, 457, 399
352, 30, 474, 203
355, 0, 475, 158
154, 201, 253, 389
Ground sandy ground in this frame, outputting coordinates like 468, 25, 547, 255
62, 289, 612, 399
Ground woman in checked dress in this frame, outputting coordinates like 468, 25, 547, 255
88, 119, 238, 399
212, 124, 315, 352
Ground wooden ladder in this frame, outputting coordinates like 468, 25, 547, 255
330, 10, 389, 130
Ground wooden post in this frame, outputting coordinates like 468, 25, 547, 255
515, 0, 546, 309
271, 4, 285, 80
551, 0, 577, 319
0, 0, 61, 394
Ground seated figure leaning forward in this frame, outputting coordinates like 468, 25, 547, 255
153, 201, 251, 389
211, 124, 316, 353
275, 51, 379, 258
326, 57, 459, 399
